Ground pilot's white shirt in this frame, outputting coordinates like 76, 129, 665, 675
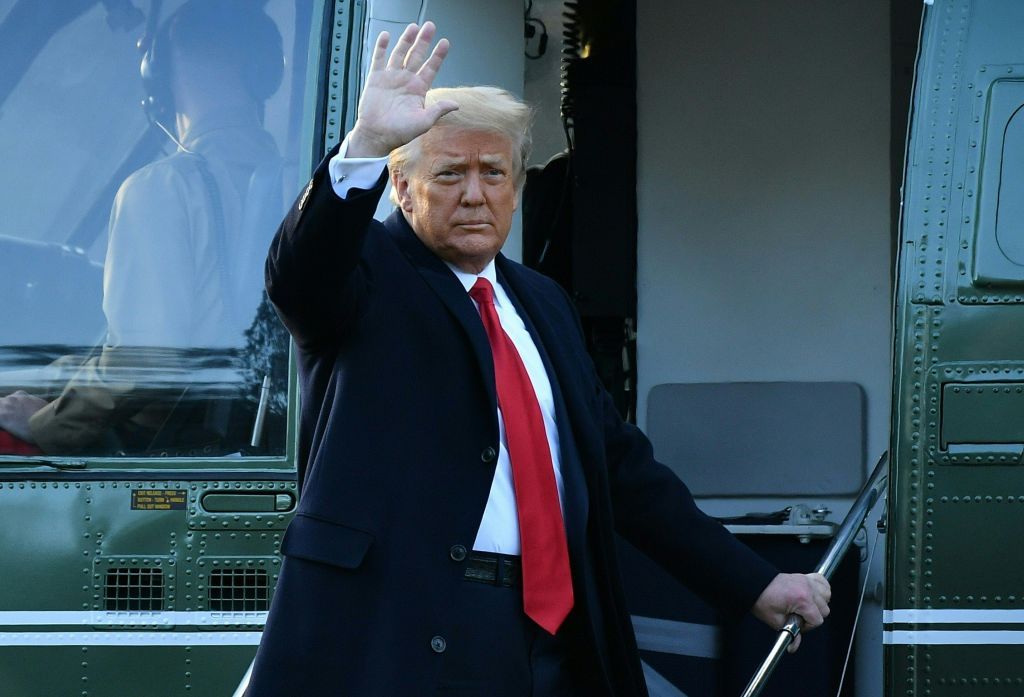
104, 110, 280, 350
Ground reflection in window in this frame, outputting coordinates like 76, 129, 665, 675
0, 0, 314, 458
996, 104, 1024, 266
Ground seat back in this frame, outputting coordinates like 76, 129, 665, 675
646, 381, 865, 496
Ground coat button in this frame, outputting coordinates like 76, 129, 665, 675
430, 636, 447, 653
481, 446, 497, 463
449, 544, 467, 562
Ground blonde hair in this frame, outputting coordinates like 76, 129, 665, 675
388, 86, 533, 205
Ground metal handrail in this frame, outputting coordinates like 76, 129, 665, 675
739, 451, 889, 697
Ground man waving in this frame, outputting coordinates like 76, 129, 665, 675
248, 22, 830, 697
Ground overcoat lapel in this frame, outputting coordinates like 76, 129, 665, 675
495, 256, 590, 554
495, 254, 599, 461
384, 212, 497, 418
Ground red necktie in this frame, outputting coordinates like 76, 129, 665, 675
469, 277, 574, 635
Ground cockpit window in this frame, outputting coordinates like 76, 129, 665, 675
0, 0, 318, 461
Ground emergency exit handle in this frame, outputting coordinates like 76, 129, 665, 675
201, 492, 295, 513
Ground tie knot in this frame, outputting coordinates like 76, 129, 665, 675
469, 277, 495, 305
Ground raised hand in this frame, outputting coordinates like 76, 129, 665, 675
347, 22, 459, 158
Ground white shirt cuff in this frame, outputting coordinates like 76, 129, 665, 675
328, 135, 389, 199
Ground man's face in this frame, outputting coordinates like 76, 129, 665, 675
394, 126, 518, 274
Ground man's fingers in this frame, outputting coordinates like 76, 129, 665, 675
798, 604, 825, 630
403, 21, 437, 72
352, 22, 451, 155
386, 23, 419, 70
815, 590, 831, 620
416, 37, 450, 86
809, 572, 831, 598
367, 30, 390, 72
807, 573, 831, 623
795, 575, 830, 630
787, 633, 802, 654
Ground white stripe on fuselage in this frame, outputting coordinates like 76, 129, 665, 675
885, 609, 1024, 624
885, 630, 1024, 645
0, 610, 267, 626
0, 631, 262, 646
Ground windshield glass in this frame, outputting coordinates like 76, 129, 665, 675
0, 0, 317, 460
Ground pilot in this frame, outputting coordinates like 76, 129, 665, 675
0, 0, 284, 454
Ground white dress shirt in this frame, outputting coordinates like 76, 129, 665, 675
329, 138, 566, 554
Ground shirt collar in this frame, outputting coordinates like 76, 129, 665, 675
177, 108, 278, 164
179, 108, 260, 146
445, 259, 501, 307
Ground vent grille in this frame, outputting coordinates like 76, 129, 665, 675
208, 569, 269, 612
104, 568, 165, 611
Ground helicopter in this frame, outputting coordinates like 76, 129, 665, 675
1, 1, 1019, 696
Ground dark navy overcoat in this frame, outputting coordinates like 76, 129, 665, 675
246, 149, 778, 696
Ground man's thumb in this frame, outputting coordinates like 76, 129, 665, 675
427, 100, 459, 124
